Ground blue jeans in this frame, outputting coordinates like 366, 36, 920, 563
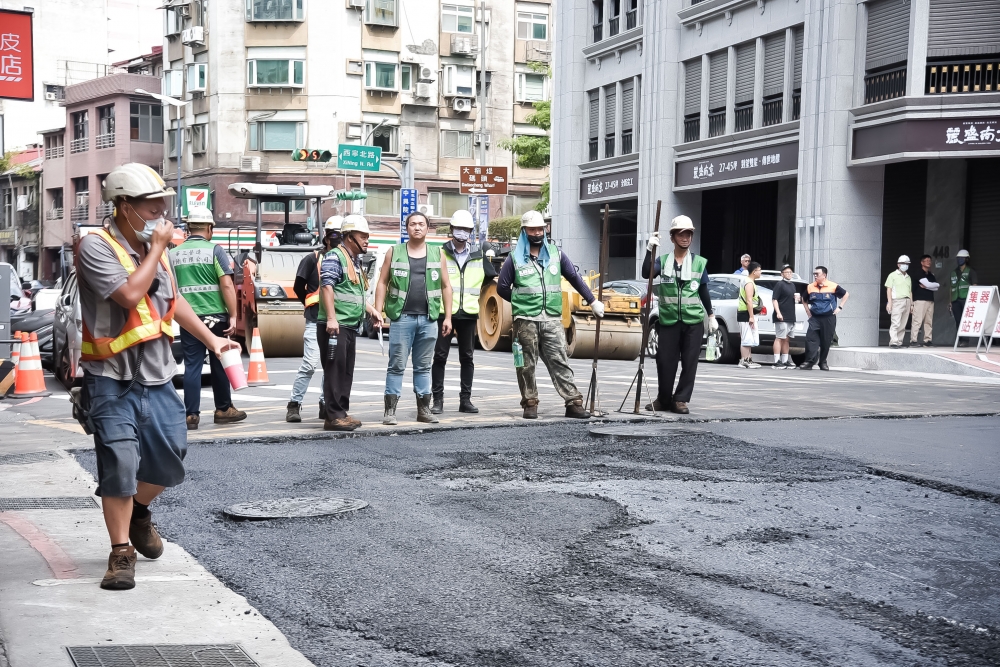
289, 319, 320, 404
385, 313, 437, 396
180, 316, 232, 417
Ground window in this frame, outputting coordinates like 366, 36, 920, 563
400, 64, 412, 92
248, 59, 304, 87
72, 111, 89, 140
443, 64, 475, 96
246, 0, 304, 21
164, 69, 183, 97
167, 128, 178, 156
364, 62, 397, 91
516, 72, 547, 102
249, 121, 305, 151
364, 123, 398, 154
440, 130, 473, 158
130, 103, 163, 143
49, 188, 63, 212
249, 199, 307, 214
191, 124, 207, 154
165, 6, 182, 34
442, 4, 474, 33
428, 191, 469, 218
517, 12, 548, 40
365, 188, 398, 216
365, 0, 397, 27
504, 195, 541, 217
592, 0, 604, 42
588, 89, 599, 161
187, 63, 207, 92
97, 105, 115, 136
44, 84, 65, 101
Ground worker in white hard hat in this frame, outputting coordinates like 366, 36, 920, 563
951, 249, 978, 344
430, 209, 497, 415
885, 254, 913, 348
496, 209, 600, 420
287, 215, 344, 422
172, 207, 246, 430
642, 214, 717, 414
319, 214, 384, 431
76, 163, 241, 590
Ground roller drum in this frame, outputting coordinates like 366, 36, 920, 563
566, 315, 642, 361
256, 310, 306, 357
477, 281, 513, 352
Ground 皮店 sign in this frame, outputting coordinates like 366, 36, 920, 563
954, 285, 999, 350
0, 10, 33, 102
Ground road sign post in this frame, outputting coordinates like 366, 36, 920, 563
460, 166, 508, 196
400, 188, 418, 243
337, 144, 382, 172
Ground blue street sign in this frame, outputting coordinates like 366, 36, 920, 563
400, 188, 418, 243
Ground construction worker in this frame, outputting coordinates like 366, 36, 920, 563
374, 211, 453, 425
318, 214, 382, 431
496, 210, 600, 420
885, 254, 912, 349
170, 207, 246, 430
642, 215, 717, 414
951, 249, 978, 345
431, 209, 496, 415
287, 215, 342, 422
76, 163, 239, 590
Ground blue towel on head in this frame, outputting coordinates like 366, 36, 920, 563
513, 229, 553, 268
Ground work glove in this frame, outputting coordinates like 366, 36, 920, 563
708, 315, 719, 333
590, 300, 605, 318
646, 232, 660, 253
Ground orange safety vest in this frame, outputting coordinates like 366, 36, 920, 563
305, 252, 322, 307
80, 229, 177, 361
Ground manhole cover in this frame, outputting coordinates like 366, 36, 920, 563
67, 644, 259, 667
0, 497, 99, 511
0, 451, 60, 466
223, 496, 368, 520
588, 424, 708, 440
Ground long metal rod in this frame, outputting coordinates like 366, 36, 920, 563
633, 200, 662, 414
587, 204, 611, 416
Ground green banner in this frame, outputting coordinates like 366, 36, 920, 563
337, 144, 382, 172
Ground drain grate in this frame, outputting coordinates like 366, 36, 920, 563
67, 644, 259, 667
224, 496, 368, 520
0, 451, 60, 466
0, 497, 99, 511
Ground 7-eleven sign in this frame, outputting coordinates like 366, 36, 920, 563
182, 185, 212, 217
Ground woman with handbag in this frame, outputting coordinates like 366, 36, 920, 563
738, 262, 763, 369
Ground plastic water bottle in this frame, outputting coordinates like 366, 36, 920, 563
512, 339, 524, 368
706, 331, 718, 362
327, 333, 338, 361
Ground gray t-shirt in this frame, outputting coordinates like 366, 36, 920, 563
401, 252, 428, 316
76, 222, 178, 385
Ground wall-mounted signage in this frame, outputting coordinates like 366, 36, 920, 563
853, 118, 1000, 162
579, 168, 639, 202
0, 10, 33, 102
675, 142, 799, 189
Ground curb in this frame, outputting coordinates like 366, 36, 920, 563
864, 466, 1000, 505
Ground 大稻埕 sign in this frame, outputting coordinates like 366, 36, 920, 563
460, 166, 508, 195
579, 168, 639, 202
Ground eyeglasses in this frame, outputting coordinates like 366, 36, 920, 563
812, 272, 823, 277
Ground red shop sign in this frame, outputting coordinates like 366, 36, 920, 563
0, 10, 34, 101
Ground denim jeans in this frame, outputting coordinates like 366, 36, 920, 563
289, 319, 320, 404
180, 315, 232, 417
385, 313, 437, 396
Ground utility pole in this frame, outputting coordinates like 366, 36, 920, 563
402, 143, 414, 190
359, 118, 387, 215
477, 0, 487, 167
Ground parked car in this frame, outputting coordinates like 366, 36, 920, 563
11, 307, 55, 367
603, 279, 660, 357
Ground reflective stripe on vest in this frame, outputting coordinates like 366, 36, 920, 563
951, 266, 971, 301
80, 229, 176, 361
305, 253, 322, 308
443, 247, 485, 316
656, 254, 708, 326
170, 238, 225, 315
511, 244, 563, 318
317, 247, 368, 325
384, 244, 443, 321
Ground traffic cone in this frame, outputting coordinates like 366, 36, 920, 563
247, 327, 271, 386
13, 332, 51, 398
10, 331, 21, 381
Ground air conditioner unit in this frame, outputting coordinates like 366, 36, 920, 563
44, 92, 57, 101
417, 204, 435, 217
240, 155, 262, 172
474, 131, 491, 146
346, 0, 364, 8
418, 66, 435, 82
181, 26, 204, 45
453, 97, 472, 113
346, 123, 363, 139
450, 34, 479, 55
175, 3, 190, 17
415, 82, 432, 98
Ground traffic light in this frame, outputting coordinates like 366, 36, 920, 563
291, 148, 333, 162
335, 189, 368, 201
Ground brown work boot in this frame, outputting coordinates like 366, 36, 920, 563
522, 399, 539, 420
416, 394, 439, 423
345, 415, 362, 428
644, 398, 664, 411
670, 401, 690, 415
565, 400, 591, 419
100, 545, 137, 590
215, 406, 247, 424
186, 414, 199, 430
324, 416, 359, 432
285, 402, 301, 423
129, 510, 164, 559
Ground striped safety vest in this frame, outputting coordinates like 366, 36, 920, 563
317, 247, 368, 327
384, 244, 444, 321
656, 254, 707, 326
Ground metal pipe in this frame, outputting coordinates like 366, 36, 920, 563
359, 119, 388, 215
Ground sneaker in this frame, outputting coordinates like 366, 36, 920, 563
784, 361, 797, 369
773, 361, 786, 369
100, 545, 136, 590
129, 511, 163, 560
214, 406, 247, 424
186, 414, 199, 430
740, 359, 761, 369
797, 362, 814, 370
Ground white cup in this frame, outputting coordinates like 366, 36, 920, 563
220, 348, 247, 391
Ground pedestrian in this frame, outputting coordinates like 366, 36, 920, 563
910, 254, 938, 347
733, 254, 751, 276
737, 262, 762, 368
374, 211, 453, 425
885, 255, 912, 349
286, 215, 342, 423
799, 266, 849, 371
318, 215, 383, 431
171, 208, 247, 431
641, 215, 718, 414
950, 249, 977, 346
496, 210, 600, 419
431, 209, 496, 415
76, 163, 240, 589
770, 264, 798, 368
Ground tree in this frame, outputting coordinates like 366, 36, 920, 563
498, 62, 551, 212
0, 151, 37, 180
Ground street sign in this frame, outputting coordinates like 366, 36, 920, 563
337, 144, 382, 172
468, 195, 490, 246
460, 165, 508, 195
954, 285, 998, 351
400, 188, 418, 243
182, 185, 211, 217
0, 10, 33, 102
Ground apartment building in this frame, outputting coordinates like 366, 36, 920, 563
158, 0, 552, 233
551, 0, 1000, 347
0, 146, 42, 279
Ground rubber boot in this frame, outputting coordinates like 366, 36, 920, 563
319, 398, 326, 420
431, 392, 444, 415
416, 394, 439, 423
458, 395, 479, 414
285, 402, 301, 423
522, 399, 538, 420
383, 395, 399, 426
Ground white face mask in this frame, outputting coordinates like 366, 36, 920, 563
126, 203, 164, 243
452, 229, 470, 242
782, 276, 792, 282
899, 264, 909, 272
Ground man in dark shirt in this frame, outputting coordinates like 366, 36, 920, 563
910, 254, 938, 347
770, 264, 798, 368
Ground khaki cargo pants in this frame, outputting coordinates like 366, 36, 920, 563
513, 318, 583, 408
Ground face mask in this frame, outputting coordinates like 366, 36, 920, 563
782, 277, 792, 282
453, 229, 470, 242
899, 264, 909, 272
957, 258, 967, 266
527, 234, 544, 247
127, 204, 163, 243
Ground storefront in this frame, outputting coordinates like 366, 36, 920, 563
579, 166, 639, 280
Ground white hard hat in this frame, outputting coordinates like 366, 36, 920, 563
897, 254, 910, 263
186, 207, 215, 226
450, 209, 475, 229
957, 249, 970, 258
324, 215, 344, 232
669, 215, 695, 233
341, 214, 370, 235
520, 210, 546, 228
102, 163, 175, 202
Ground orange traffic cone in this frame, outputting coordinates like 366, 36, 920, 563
13, 332, 51, 398
10, 331, 21, 380
247, 327, 271, 386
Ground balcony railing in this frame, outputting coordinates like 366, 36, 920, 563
96, 133, 116, 150
684, 115, 700, 143
864, 65, 907, 104
70, 137, 89, 153
45, 208, 63, 221
593, 23, 602, 43
604, 134, 615, 158
609, 16, 620, 37
621, 129, 633, 155
589, 138, 599, 161
70, 205, 89, 222
708, 110, 726, 137
45, 145, 64, 159
734, 104, 753, 132
792, 91, 801, 120
95, 202, 114, 219
625, 9, 637, 30
927, 58, 1000, 95
762, 97, 783, 126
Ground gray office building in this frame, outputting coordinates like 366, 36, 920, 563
551, 0, 1000, 346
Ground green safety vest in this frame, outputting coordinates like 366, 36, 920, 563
737, 279, 760, 313
317, 247, 368, 327
170, 237, 227, 316
443, 246, 485, 317
384, 243, 443, 321
511, 244, 563, 319
656, 253, 708, 326
951, 266, 972, 301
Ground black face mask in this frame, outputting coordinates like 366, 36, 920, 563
527, 234, 545, 247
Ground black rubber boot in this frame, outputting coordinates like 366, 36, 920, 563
431, 393, 444, 414
285, 402, 301, 423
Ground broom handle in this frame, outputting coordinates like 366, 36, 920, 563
634, 200, 662, 414
588, 204, 611, 415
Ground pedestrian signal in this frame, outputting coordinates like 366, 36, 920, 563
335, 190, 368, 201
292, 148, 333, 162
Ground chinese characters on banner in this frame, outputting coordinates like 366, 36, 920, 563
399, 188, 418, 243
954, 286, 999, 350
944, 122, 1000, 146
0, 11, 33, 101
459, 166, 508, 195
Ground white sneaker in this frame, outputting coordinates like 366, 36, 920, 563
744, 359, 761, 368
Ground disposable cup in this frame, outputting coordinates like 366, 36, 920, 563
221, 348, 247, 391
